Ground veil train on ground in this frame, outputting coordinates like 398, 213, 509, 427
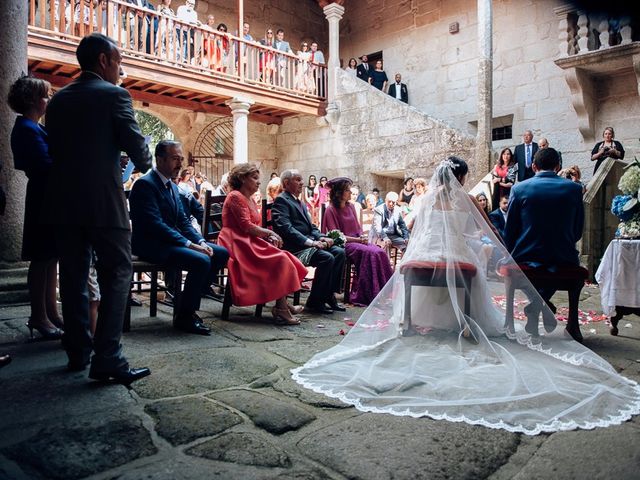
292, 159, 640, 435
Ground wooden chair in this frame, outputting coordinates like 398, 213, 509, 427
400, 260, 477, 336
498, 264, 589, 341
124, 259, 180, 333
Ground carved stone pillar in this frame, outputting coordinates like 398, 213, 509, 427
476, 0, 493, 172
554, 5, 577, 57
577, 12, 590, 53
0, 0, 28, 270
323, 2, 345, 123
226, 97, 254, 164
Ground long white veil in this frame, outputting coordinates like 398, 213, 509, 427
292, 159, 640, 435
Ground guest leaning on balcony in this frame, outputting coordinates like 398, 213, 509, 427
8, 75, 64, 340
218, 164, 307, 325
322, 177, 393, 306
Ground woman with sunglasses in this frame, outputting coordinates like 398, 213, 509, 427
295, 42, 313, 93
214, 23, 230, 72
259, 28, 276, 84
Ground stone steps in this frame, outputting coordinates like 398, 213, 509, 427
0, 267, 29, 305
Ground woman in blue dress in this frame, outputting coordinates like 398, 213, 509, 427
368, 60, 388, 91
9, 76, 63, 340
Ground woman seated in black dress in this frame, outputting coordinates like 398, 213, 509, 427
8, 76, 63, 340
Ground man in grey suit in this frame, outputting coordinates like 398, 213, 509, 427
373, 192, 410, 250
272, 170, 347, 314
46, 34, 153, 384
274, 29, 293, 88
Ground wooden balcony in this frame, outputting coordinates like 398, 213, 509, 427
28, 0, 328, 125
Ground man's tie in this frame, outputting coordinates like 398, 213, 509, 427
525, 145, 531, 168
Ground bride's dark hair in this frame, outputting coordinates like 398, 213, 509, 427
436, 156, 469, 186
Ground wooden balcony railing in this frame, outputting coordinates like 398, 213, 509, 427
28, 0, 327, 102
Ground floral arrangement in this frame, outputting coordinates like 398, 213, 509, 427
611, 158, 640, 238
326, 229, 346, 248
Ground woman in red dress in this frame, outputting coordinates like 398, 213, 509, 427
219, 164, 307, 325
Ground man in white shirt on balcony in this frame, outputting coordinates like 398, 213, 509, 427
273, 28, 293, 88
176, 0, 199, 63
310, 42, 325, 96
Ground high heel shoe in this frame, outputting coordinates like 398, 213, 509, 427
271, 307, 301, 326
49, 317, 65, 329
26, 320, 63, 341
287, 304, 304, 315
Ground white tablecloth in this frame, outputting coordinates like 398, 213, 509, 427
595, 239, 640, 315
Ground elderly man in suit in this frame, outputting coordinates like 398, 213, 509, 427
513, 130, 538, 182
388, 73, 409, 103
488, 195, 509, 239
505, 147, 584, 340
46, 34, 152, 384
272, 169, 346, 314
373, 192, 410, 250
129, 141, 228, 335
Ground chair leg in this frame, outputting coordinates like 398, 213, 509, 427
221, 281, 232, 321
123, 293, 132, 333
344, 260, 352, 304
504, 277, 515, 332
403, 277, 414, 336
150, 269, 158, 317
293, 290, 301, 306
464, 277, 472, 317
255, 304, 263, 318
172, 270, 182, 322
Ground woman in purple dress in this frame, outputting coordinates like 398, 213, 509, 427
322, 178, 393, 305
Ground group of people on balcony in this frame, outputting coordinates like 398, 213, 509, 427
38, 0, 327, 96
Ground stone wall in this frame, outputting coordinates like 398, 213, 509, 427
276, 69, 477, 194
338, 0, 639, 180
196, 0, 327, 52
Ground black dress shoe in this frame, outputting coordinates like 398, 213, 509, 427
201, 285, 224, 301
326, 297, 347, 312
67, 360, 89, 372
0, 354, 11, 368
304, 301, 334, 315
129, 296, 143, 307
174, 313, 211, 336
89, 366, 151, 385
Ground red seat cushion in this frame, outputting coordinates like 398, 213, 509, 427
497, 263, 589, 280
400, 260, 477, 277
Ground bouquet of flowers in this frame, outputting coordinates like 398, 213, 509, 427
326, 229, 346, 248
612, 158, 640, 238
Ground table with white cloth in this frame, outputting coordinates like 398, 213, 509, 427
595, 238, 640, 334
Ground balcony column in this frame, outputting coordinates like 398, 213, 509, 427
0, 0, 28, 268
323, 2, 345, 123
226, 97, 254, 164
476, 0, 493, 172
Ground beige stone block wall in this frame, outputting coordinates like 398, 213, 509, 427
338, 0, 639, 180
196, 0, 327, 52
275, 69, 478, 196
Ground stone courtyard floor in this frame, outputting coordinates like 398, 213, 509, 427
0, 285, 639, 480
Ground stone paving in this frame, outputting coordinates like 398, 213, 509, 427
0, 285, 639, 480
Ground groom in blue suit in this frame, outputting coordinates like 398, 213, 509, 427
129, 140, 228, 335
505, 147, 584, 337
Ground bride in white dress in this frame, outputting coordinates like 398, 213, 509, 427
292, 157, 640, 435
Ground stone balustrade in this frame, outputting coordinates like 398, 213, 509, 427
555, 5, 634, 57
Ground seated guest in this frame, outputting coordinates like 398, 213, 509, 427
505, 147, 584, 340
266, 176, 283, 204
475, 192, 490, 215
129, 140, 229, 335
322, 178, 393, 305
213, 173, 230, 196
272, 169, 347, 314
361, 193, 377, 237
174, 178, 204, 233
218, 164, 308, 325
372, 192, 410, 250
489, 195, 509, 239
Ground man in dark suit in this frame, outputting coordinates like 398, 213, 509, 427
513, 130, 538, 182
356, 54, 371, 82
505, 147, 584, 339
388, 73, 409, 103
372, 192, 410, 250
46, 34, 152, 384
272, 169, 346, 314
488, 195, 509, 239
129, 141, 228, 335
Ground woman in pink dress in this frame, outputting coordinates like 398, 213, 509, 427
219, 164, 307, 325
322, 177, 393, 305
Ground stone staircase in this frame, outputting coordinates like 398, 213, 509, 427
0, 267, 29, 304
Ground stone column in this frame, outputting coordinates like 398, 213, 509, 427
476, 0, 493, 173
226, 97, 254, 164
323, 2, 345, 122
0, 0, 28, 269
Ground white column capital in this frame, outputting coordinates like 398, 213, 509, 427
226, 96, 254, 116
323, 2, 345, 21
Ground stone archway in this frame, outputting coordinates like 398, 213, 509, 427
191, 118, 234, 186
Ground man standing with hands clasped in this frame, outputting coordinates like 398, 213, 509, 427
46, 33, 153, 385
514, 130, 538, 182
